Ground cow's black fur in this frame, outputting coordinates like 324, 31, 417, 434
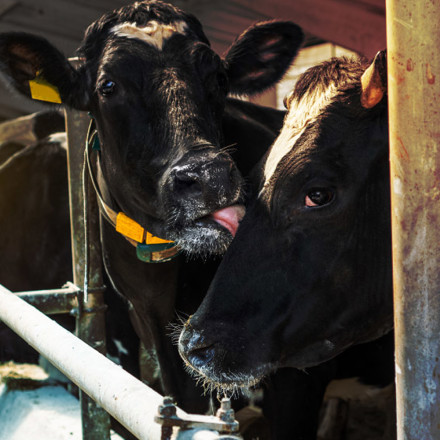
0, 0, 304, 420
0, 117, 140, 379
0, 124, 71, 364
0, 1, 303, 255
0, 134, 70, 292
180, 54, 394, 437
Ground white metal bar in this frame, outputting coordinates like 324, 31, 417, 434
0, 283, 182, 439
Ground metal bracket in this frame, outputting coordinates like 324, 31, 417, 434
155, 397, 242, 439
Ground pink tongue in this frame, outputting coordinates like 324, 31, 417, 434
211, 205, 245, 237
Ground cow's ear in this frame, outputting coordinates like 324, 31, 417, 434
223, 21, 304, 96
0, 32, 90, 110
360, 50, 387, 109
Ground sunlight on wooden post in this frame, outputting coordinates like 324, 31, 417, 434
387, 0, 440, 438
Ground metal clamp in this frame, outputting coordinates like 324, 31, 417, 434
155, 397, 242, 440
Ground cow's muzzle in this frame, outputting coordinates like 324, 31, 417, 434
178, 318, 269, 391
163, 148, 245, 256
168, 151, 243, 213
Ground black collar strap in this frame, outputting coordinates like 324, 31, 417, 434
85, 120, 180, 263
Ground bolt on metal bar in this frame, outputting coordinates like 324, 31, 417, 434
387, 1, 440, 438
155, 397, 240, 435
65, 95, 110, 438
0, 284, 240, 440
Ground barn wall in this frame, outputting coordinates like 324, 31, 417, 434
0, 0, 385, 119
251, 43, 358, 109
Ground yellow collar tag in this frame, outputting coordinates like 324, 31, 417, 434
29, 72, 62, 104
115, 212, 173, 245
146, 231, 174, 245
116, 212, 145, 243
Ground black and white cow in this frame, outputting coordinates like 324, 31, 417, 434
0, 0, 303, 416
0, 110, 65, 164
179, 52, 394, 437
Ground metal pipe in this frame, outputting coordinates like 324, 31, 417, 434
0, 284, 240, 440
0, 284, 168, 439
387, 1, 440, 438
15, 283, 79, 315
65, 100, 110, 437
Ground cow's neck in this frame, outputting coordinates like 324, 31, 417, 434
100, 219, 213, 412
85, 124, 180, 263
100, 219, 180, 306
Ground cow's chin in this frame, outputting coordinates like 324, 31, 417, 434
181, 357, 273, 397
166, 204, 245, 257
172, 220, 233, 258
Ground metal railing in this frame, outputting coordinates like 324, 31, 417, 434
0, 100, 242, 439
65, 105, 111, 439
0, 284, 241, 439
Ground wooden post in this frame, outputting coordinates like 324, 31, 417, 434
387, 0, 440, 438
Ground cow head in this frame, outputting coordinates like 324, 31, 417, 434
179, 52, 392, 391
0, 1, 303, 256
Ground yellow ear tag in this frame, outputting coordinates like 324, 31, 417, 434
29, 72, 62, 103
146, 231, 174, 245
116, 212, 145, 243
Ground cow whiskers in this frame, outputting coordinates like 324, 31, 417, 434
166, 313, 187, 345
181, 358, 266, 399
215, 143, 237, 158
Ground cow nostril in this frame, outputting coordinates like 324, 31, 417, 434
172, 169, 202, 195
187, 344, 215, 369
179, 329, 215, 369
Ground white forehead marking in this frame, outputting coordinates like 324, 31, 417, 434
48, 132, 67, 150
111, 20, 188, 50
262, 82, 338, 193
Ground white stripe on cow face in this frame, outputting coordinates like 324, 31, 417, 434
261, 82, 338, 197
48, 132, 67, 150
111, 20, 188, 50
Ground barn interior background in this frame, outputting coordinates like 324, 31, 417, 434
0, 0, 385, 119
0, 0, 392, 439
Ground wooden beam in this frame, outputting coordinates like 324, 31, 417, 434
239, 0, 385, 57
199, 0, 385, 58
0, 0, 386, 119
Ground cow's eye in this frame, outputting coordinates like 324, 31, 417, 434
99, 80, 116, 96
305, 188, 334, 207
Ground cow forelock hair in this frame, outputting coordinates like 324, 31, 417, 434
76, 1, 209, 83
111, 20, 188, 50
261, 56, 367, 198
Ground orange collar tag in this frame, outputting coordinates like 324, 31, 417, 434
146, 231, 174, 245
116, 212, 145, 243
115, 212, 174, 245
29, 72, 62, 103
